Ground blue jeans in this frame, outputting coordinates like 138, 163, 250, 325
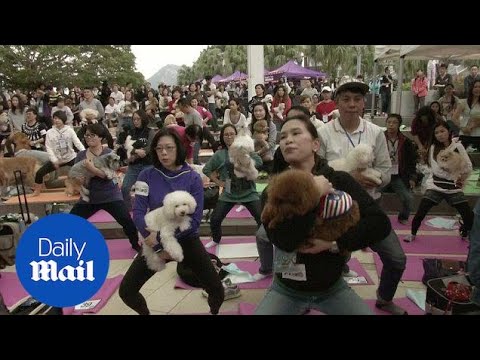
121, 163, 149, 211
382, 175, 413, 221
256, 225, 273, 275
369, 229, 406, 302
254, 277, 373, 315
468, 198, 480, 306
210, 200, 262, 244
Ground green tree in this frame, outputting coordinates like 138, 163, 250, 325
0, 45, 144, 91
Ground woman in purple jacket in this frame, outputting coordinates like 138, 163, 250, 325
119, 127, 224, 315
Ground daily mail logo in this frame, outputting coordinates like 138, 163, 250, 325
16, 214, 109, 308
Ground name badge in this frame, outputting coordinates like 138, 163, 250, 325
322, 115, 328, 123
58, 139, 67, 150
282, 264, 307, 281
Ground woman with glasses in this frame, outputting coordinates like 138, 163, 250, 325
202, 124, 263, 248
118, 109, 156, 211
119, 127, 224, 315
69, 123, 140, 252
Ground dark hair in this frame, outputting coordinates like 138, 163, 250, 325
25, 107, 38, 116
150, 127, 186, 168
386, 113, 403, 126
219, 124, 237, 148
254, 83, 265, 93
205, 75, 212, 81
385, 66, 390, 72
287, 105, 310, 117
439, 63, 447, 69
85, 123, 106, 139
250, 101, 272, 133
177, 97, 190, 108
133, 109, 149, 128
431, 120, 452, 165
52, 110, 67, 123
282, 114, 319, 140
185, 124, 203, 143
228, 98, 243, 112
430, 101, 443, 115
467, 79, 480, 109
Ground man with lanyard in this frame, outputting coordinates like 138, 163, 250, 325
318, 76, 408, 315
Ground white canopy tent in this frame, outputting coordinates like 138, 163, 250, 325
372, 45, 480, 117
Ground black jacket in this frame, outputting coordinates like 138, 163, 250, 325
262, 155, 391, 291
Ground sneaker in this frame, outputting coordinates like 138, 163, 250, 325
403, 234, 415, 243
398, 218, 409, 225
253, 272, 272, 281
202, 278, 241, 300
342, 270, 358, 278
205, 240, 218, 249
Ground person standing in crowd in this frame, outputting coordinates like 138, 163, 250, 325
7, 94, 26, 131
464, 65, 480, 97
254, 114, 391, 315
223, 98, 250, 136
318, 77, 407, 315
404, 121, 473, 242
204, 76, 219, 132
380, 67, 393, 116
248, 84, 267, 115
382, 114, 417, 225
79, 87, 105, 123
434, 63, 452, 99
452, 79, 480, 151
69, 123, 140, 252
119, 128, 224, 315
411, 106, 437, 163
411, 69, 429, 113
203, 124, 262, 249
438, 83, 460, 134
31, 111, 85, 196
315, 86, 336, 123
118, 109, 156, 211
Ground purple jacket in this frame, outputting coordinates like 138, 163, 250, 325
132, 163, 203, 241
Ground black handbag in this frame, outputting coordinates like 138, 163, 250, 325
203, 185, 219, 210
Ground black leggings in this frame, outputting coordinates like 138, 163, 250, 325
411, 198, 474, 235
119, 236, 224, 315
35, 159, 75, 184
70, 200, 139, 248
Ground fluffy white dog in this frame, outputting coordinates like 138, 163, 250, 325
143, 191, 197, 267
437, 139, 471, 182
328, 143, 382, 185
229, 133, 258, 181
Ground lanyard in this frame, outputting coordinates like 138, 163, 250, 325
341, 125, 362, 148
388, 138, 398, 159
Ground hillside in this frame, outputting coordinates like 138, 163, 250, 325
147, 64, 180, 88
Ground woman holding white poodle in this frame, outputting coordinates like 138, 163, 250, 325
119, 128, 224, 315
202, 124, 263, 249
254, 115, 391, 315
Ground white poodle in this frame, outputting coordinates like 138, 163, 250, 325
229, 133, 258, 181
328, 143, 382, 185
143, 191, 197, 267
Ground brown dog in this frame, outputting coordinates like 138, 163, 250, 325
262, 169, 360, 253
0, 157, 38, 188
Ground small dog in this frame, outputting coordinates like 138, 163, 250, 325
229, 132, 258, 181
252, 120, 273, 162
262, 169, 360, 253
79, 108, 99, 125
273, 103, 286, 120
328, 143, 382, 185
437, 140, 471, 182
0, 157, 38, 188
64, 152, 121, 201
143, 190, 197, 266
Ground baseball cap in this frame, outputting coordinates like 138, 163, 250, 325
335, 75, 369, 96
321, 86, 332, 93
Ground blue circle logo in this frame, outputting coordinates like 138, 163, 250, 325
15, 214, 109, 308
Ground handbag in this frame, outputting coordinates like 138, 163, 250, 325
422, 258, 466, 285
203, 185, 219, 210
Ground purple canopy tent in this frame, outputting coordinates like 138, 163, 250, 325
266, 60, 326, 80
218, 70, 248, 83
211, 74, 224, 83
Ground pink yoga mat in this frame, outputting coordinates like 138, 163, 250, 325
175, 260, 272, 290
0, 272, 29, 308
389, 215, 458, 231
399, 234, 469, 255
226, 206, 253, 219
364, 298, 425, 315
347, 258, 374, 285
63, 275, 124, 315
373, 253, 467, 282
107, 239, 137, 260
88, 210, 132, 223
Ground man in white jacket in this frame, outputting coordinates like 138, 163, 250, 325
31, 111, 85, 196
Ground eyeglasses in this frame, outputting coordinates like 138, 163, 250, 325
155, 145, 176, 152
84, 133, 98, 138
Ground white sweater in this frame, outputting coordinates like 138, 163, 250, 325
45, 126, 85, 164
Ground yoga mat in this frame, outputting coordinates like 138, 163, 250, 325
217, 243, 259, 259
373, 253, 467, 282
106, 239, 137, 260
389, 215, 458, 231
174, 261, 272, 290
63, 275, 124, 315
364, 297, 425, 315
347, 258, 374, 285
0, 272, 29, 308
226, 205, 253, 219
201, 236, 256, 246
399, 234, 469, 255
